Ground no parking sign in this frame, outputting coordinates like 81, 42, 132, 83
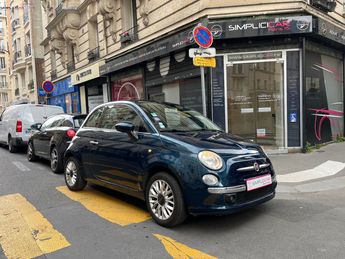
193, 25, 213, 49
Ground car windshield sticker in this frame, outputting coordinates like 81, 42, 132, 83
158, 122, 166, 128
153, 117, 161, 122
151, 112, 158, 117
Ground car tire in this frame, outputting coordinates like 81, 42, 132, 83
27, 141, 38, 162
146, 172, 187, 227
50, 147, 63, 174
8, 136, 18, 153
64, 157, 87, 191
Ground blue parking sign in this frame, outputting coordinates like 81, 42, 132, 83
290, 112, 297, 123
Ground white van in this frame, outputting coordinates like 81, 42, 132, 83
0, 104, 64, 152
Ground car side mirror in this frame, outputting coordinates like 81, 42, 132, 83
31, 123, 42, 131
115, 122, 138, 140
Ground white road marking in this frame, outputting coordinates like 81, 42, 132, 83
12, 161, 31, 172
277, 160, 345, 183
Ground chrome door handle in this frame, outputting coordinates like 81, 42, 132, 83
89, 140, 99, 145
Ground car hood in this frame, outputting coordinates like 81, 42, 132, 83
160, 131, 262, 155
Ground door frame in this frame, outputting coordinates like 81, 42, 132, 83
221, 49, 302, 151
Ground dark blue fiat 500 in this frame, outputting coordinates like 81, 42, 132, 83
64, 101, 277, 227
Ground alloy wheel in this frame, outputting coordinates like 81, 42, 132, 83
51, 149, 58, 171
28, 143, 33, 159
65, 160, 78, 187
149, 180, 175, 220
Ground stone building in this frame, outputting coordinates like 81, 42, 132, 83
0, 0, 11, 113
9, 0, 44, 104
41, 0, 345, 152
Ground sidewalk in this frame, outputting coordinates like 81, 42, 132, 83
269, 142, 345, 175
269, 142, 345, 193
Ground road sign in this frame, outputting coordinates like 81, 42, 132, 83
42, 80, 54, 94
193, 25, 213, 48
189, 48, 216, 58
193, 57, 216, 68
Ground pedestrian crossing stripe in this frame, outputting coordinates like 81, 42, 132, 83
0, 193, 70, 259
154, 234, 217, 259
57, 186, 151, 226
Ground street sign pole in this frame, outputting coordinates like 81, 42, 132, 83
200, 66, 207, 117
192, 24, 215, 117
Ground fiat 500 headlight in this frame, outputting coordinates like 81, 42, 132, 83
198, 151, 223, 171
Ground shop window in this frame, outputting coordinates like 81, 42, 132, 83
111, 71, 143, 101
305, 49, 344, 144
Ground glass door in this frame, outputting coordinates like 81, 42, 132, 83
227, 61, 284, 149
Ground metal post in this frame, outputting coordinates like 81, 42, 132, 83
200, 66, 207, 116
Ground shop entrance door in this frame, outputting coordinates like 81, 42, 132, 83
227, 61, 284, 149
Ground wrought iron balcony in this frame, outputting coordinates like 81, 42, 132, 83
119, 26, 138, 45
67, 61, 75, 73
28, 80, 34, 90
25, 44, 31, 57
51, 69, 57, 80
87, 47, 100, 62
310, 0, 336, 12
12, 18, 20, 32
55, 3, 63, 16
14, 51, 22, 63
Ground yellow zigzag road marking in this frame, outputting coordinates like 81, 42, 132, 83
57, 186, 151, 226
0, 193, 70, 259
154, 234, 217, 259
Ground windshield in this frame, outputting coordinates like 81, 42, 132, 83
139, 102, 222, 132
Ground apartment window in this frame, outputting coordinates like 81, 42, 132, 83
0, 75, 6, 88
0, 57, 5, 69
0, 1, 4, 16
0, 40, 4, 51
87, 20, 100, 61
67, 45, 75, 73
120, 0, 137, 44
0, 20, 3, 34
121, 0, 135, 32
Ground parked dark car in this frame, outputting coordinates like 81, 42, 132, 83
27, 114, 86, 173
64, 101, 277, 227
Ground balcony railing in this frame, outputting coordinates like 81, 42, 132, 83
51, 69, 57, 80
25, 44, 31, 57
12, 19, 19, 32
87, 47, 100, 62
119, 26, 138, 46
15, 88, 19, 96
14, 51, 22, 63
56, 3, 63, 16
67, 61, 75, 73
28, 80, 34, 90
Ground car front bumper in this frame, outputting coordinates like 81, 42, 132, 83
187, 181, 277, 216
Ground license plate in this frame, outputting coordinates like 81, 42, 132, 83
246, 174, 272, 191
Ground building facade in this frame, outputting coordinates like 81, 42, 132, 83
9, 0, 44, 104
41, 0, 345, 152
0, 0, 11, 113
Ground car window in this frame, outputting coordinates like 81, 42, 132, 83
61, 118, 73, 128
73, 116, 86, 128
0, 109, 5, 121
84, 107, 104, 128
41, 116, 62, 130
99, 105, 147, 132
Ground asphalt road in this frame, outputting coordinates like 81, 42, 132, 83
1, 144, 345, 259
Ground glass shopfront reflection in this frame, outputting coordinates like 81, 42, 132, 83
227, 61, 284, 149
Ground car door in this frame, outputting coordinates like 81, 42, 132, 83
34, 116, 61, 158
78, 106, 105, 177
0, 109, 6, 143
93, 104, 159, 191
41, 116, 65, 157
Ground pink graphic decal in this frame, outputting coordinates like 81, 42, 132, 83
310, 108, 344, 141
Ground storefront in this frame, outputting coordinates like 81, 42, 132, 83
71, 62, 108, 113
99, 14, 345, 152
45, 77, 81, 113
